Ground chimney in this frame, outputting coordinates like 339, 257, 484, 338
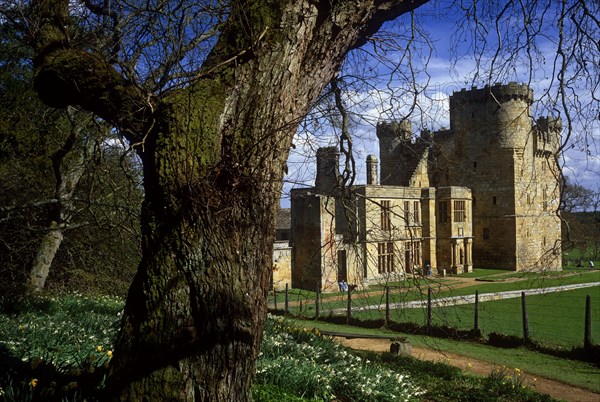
366, 155, 378, 185
315, 147, 340, 194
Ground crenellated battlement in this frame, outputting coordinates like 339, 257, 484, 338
376, 120, 412, 141
450, 82, 533, 105
534, 116, 562, 156
536, 116, 562, 134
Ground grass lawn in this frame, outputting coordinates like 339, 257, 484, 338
272, 269, 600, 315
383, 286, 600, 349
281, 271, 600, 349
473, 267, 595, 282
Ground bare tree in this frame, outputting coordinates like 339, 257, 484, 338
561, 177, 597, 213
28, 108, 100, 291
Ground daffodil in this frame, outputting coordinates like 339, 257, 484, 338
29, 378, 38, 388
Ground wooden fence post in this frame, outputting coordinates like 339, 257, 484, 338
315, 285, 320, 320
474, 289, 479, 333
346, 286, 352, 324
385, 286, 390, 328
521, 291, 529, 344
584, 294, 592, 351
273, 288, 277, 310
426, 287, 432, 334
285, 283, 289, 315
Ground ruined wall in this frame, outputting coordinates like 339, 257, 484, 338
315, 147, 340, 194
376, 121, 412, 185
377, 121, 432, 188
291, 190, 325, 290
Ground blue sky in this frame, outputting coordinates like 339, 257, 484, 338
281, 0, 599, 208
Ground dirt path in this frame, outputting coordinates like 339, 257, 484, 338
334, 337, 600, 402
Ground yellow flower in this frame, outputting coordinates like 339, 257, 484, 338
106, 350, 113, 358
29, 378, 38, 388
96, 345, 103, 352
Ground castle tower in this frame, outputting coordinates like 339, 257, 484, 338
449, 82, 533, 152
440, 83, 561, 271
376, 120, 412, 185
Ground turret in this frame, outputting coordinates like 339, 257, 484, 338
376, 120, 412, 185
449, 82, 533, 150
315, 147, 340, 194
366, 155, 378, 185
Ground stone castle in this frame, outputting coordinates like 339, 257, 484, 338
274, 82, 562, 292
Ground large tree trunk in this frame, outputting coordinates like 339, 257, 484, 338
31, 0, 428, 399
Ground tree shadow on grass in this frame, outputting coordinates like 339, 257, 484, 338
0, 344, 109, 401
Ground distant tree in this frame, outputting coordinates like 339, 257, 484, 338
560, 178, 599, 261
561, 177, 596, 213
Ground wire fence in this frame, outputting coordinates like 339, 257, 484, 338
269, 281, 600, 350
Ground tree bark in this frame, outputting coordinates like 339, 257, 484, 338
31, 0, 428, 399
29, 221, 64, 292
